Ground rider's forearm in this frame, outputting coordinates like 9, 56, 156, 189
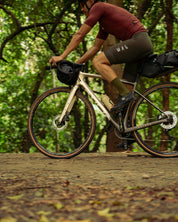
76, 38, 105, 64
61, 24, 92, 59
76, 46, 100, 64
61, 32, 84, 59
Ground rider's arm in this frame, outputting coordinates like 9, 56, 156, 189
49, 24, 92, 65
62, 24, 92, 58
76, 37, 105, 64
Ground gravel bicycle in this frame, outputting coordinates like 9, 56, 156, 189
28, 65, 178, 158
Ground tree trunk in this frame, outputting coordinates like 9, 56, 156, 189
137, 0, 152, 20
165, 0, 173, 52
160, 0, 173, 150
104, 0, 154, 152
103, 0, 123, 152
21, 67, 47, 153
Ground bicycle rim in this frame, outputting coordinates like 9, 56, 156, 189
132, 82, 178, 157
28, 87, 96, 158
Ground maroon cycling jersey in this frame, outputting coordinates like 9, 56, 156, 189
84, 2, 147, 41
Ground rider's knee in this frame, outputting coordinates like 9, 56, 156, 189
92, 53, 110, 69
92, 56, 99, 69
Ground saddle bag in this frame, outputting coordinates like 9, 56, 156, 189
138, 50, 178, 78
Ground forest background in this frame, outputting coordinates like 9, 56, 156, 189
0, 0, 178, 154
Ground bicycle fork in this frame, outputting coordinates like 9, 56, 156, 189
58, 84, 79, 125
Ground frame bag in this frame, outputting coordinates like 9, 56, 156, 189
139, 50, 178, 78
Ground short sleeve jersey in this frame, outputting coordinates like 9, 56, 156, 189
84, 2, 147, 41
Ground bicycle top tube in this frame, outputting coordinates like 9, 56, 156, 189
79, 71, 137, 88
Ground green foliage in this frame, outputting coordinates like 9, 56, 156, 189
0, 0, 177, 153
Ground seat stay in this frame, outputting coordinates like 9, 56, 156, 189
134, 89, 164, 113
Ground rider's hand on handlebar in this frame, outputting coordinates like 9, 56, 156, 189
49, 56, 64, 66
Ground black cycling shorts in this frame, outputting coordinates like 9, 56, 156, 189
104, 32, 153, 82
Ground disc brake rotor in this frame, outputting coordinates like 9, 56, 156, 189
159, 111, 177, 130
52, 115, 68, 132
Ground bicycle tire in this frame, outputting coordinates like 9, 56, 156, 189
28, 87, 96, 159
131, 82, 178, 157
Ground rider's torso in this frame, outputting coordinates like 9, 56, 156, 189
84, 2, 147, 41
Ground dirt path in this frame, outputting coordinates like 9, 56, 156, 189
0, 152, 178, 222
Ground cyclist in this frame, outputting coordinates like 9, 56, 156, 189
49, 0, 153, 110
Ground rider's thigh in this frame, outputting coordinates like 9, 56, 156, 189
92, 52, 111, 67
92, 52, 118, 82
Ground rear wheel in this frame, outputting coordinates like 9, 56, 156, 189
28, 87, 96, 158
132, 82, 178, 157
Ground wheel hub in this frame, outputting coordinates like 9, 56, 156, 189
159, 111, 177, 130
52, 115, 68, 131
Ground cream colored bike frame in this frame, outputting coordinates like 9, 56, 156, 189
57, 71, 168, 133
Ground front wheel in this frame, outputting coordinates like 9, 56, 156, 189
132, 82, 178, 157
28, 87, 96, 158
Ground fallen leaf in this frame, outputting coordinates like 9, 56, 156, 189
7, 194, 24, 200
39, 215, 49, 222
75, 199, 82, 204
52, 202, 64, 210
1, 217, 17, 222
55, 219, 90, 222
37, 211, 51, 216
112, 201, 124, 206
145, 197, 152, 202
89, 200, 102, 205
35, 190, 43, 197
126, 186, 133, 190
157, 191, 175, 197
97, 208, 114, 218
142, 174, 150, 179
154, 213, 176, 220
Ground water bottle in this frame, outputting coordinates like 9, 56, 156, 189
101, 94, 114, 111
